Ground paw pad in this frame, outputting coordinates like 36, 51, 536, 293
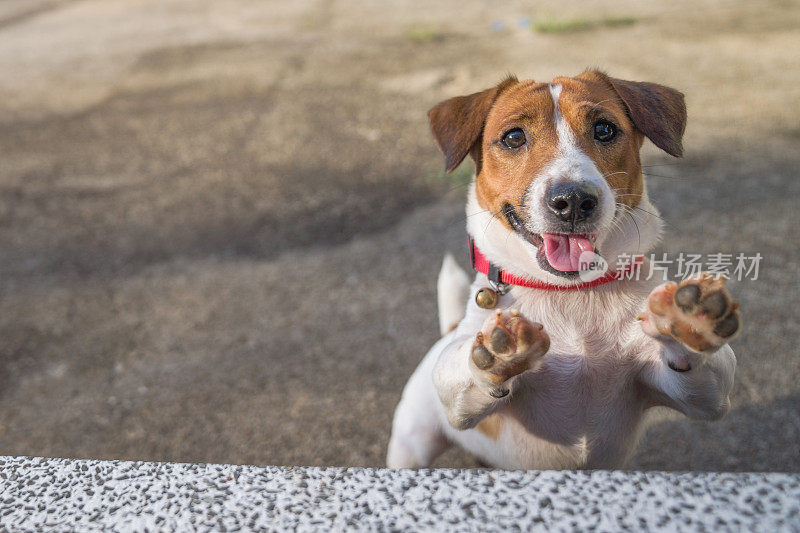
645, 274, 741, 352
471, 310, 549, 384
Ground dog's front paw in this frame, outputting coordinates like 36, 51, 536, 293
640, 273, 741, 353
470, 310, 550, 396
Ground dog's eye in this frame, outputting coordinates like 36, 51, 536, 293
501, 128, 526, 149
593, 120, 617, 143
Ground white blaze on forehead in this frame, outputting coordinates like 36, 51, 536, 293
549, 83, 562, 106
549, 83, 579, 156
544, 83, 602, 186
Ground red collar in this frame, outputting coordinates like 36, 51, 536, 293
469, 239, 641, 291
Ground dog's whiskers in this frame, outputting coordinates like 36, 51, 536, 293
440, 201, 525, 233
627, 211, 642, 251
589, 98, 616, 111
603, 170, 629, 179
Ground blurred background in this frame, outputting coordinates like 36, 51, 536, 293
0, 0, 798, 470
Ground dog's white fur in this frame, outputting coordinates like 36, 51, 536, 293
386, 84, 736, 469
437, 253, 471, 336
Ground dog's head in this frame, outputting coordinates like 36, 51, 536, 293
429, 70, 686, 283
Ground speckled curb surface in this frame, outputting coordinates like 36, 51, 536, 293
0, 456, 798, 532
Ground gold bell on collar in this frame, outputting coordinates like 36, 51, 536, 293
475, 287, 499, 309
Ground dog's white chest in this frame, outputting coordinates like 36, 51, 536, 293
467, 292, 647, 468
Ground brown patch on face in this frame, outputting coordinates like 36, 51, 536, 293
476, 413, 503, 441
556, 73, 646, 208
475, 82, 558, 227
427, 71, 687, 229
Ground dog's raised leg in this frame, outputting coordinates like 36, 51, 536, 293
637, 274, 740, 419
434, 310, 550, 431
387, 308, 549, 468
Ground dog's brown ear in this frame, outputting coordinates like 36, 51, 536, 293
606, 76, 687, 157
428, 76, 518, 173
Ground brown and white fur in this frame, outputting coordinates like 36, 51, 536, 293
387, 71, 740, 470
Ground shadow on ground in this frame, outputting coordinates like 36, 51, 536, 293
630, 394, 800, 472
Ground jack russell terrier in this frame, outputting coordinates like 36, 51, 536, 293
387, 70, 741, 469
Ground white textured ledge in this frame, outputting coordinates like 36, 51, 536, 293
1, 456, 798, 531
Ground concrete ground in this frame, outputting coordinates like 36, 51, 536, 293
0, 0, 798, 470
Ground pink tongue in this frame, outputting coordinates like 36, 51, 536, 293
541, 234, 594, 271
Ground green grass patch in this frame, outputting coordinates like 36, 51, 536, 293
600, 16, 637, 27
533, 15, 594, 34
531, 14, 637, 34
406, 26, 443, 43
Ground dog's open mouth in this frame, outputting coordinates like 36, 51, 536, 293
540, 234, 594, 272
503, 202, 597, 276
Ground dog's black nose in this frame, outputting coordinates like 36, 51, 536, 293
546, 183, 599, 223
